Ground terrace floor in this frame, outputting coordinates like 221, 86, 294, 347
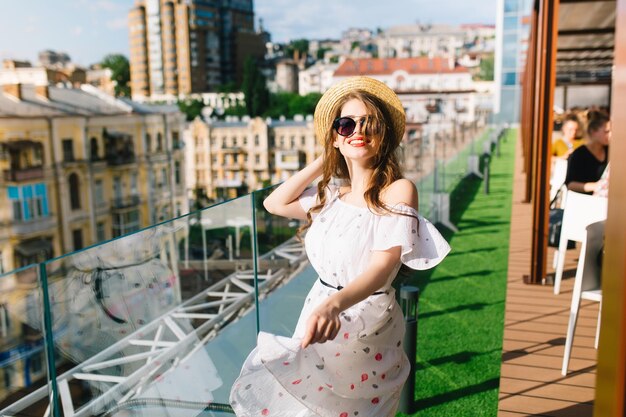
497, 136, 598, 416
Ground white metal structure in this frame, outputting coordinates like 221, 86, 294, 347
1, 238, 307, 417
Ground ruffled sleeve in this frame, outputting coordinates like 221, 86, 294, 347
371, 205, 451, 270
298, 186, 319, 213
298, 183, 341, 213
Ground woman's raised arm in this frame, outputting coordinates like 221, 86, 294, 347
263, 155, 324, 220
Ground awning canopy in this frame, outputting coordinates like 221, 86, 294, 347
556, 0, 616, 84
15, 239, 52, 258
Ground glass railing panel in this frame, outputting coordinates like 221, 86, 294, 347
0, 265, 54, 417
252, 185, 310, 338
443, 125, 493, 194
31, 195, 255, 416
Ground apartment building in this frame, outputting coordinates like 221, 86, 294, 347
128, 0, 264, 101
333, 57, 477, 124
376, 23, 495, 59
0, 83, 187, 274
184, 116, 321, 201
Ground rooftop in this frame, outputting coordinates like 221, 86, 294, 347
334, 57, 469, 77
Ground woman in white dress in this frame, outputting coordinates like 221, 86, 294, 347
230, 76, 450, 417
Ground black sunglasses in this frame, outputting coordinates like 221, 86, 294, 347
333, 116, 372, 137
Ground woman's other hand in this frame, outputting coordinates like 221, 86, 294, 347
301, 299, 341, 349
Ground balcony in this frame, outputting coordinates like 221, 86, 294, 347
106, 154, 136, 167
111, 195, 140, 210
275, 150, 306, 170
11, 215, 56, 236
3, 166, 44, 182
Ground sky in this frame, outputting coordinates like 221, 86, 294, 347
0, 0, 496, 67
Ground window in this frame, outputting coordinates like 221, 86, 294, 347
254, 135, 259, 146
113, 176, 122, 201
157, 132, 163, 151
112, 210, 140, 237
62, 139, 74, 162
146, 133, 152, 153
96, 222, 106, 242
69, 173, 81, 210
12, 200, 22, 221
7, 184, 50, 221
175, 161, 181, 185
30, 354, 43, 375
255, 154, 260, 164
90, 138, 99, 160
4, 364, 14, 388
72, 229, 83, 251
131, 173, 138, 196
161, 168, 168, 188
94, 179, 104, 205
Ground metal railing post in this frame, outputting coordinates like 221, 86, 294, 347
400, 285, 420, 414
483, 153, 491, 194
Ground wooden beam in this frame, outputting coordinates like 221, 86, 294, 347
558, 27, 615, 35
594, 0, 626, 412
559, 0, 615, 3
557, 56, 613, 62
527, 0, 559, 285
557, 46, 615, 51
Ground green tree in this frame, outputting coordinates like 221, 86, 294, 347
285, 39, 309, 59
241, 56, 269, 117
475, 54, 494, 81
222, 104, 248, 118
177, 98, 204, 121
264, 92, 321, 119
316, 47, 330, 60
101, 54, 130, 97
217, 81, 238, 93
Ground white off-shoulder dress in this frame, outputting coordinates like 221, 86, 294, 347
230, 185, 450, 417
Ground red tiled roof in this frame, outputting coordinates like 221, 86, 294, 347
334, 57, 469, 76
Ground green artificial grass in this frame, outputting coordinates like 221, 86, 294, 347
399, 130, 517, 417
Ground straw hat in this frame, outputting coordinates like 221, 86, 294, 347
313, 76, 406, 145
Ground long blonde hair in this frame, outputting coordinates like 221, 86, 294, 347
298, 90, 415, 239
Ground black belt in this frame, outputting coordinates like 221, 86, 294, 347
319, 278, 385, 296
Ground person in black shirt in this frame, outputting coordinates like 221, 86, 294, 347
565, 110, 610, 194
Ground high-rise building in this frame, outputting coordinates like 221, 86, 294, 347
129, 0, 264, 101
494, 0, 533, 123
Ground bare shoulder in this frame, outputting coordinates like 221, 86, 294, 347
381, 179, 419, 210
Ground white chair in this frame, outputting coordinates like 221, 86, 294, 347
553, 192, 608, 295
562, 220, 604, 375
549, 159, 568, 203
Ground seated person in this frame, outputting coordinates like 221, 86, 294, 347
565, 110, 610, 194
553, 113, 584, 159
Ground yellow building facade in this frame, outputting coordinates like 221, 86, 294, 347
184, 116, 321, 201
0, 83, 188, 274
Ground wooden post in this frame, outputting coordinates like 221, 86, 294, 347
594, 0, 626, 413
